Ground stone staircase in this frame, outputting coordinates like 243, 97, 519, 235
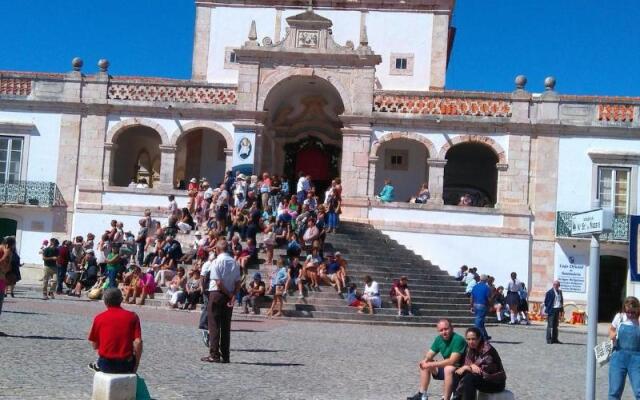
256, 221, 478, 327
169, 222, 480, 326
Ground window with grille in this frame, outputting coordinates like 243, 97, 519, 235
598, 166, 630, 216
0, 136, 23, 184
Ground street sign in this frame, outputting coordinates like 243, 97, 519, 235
571, 208, 613, 236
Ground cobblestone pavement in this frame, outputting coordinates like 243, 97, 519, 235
0, 293, 632, 399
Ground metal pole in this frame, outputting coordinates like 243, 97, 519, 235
585, 232, 600, 400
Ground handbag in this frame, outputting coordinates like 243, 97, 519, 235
594, 339, 614, 367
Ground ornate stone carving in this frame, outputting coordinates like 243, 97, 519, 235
0, 77, 32, 96
373, 93, 512, 117
107, 82, 237, 105
297, 30, 319, 48
598, 104, 634, 122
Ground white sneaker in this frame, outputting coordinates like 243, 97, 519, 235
298, 294, 304, 299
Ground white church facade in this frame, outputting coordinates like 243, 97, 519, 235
1, 0, 639, 320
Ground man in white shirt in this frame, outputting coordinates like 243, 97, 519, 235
201, 240, 241, 363
362, 275, 381, 315
543, 280, 564, 344
296, 173, 307, 204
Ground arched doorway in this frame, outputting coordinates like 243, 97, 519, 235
599, 255, 628, 322
283, 136, 341, 195
174, 128, 227, 189
262, 76, 344, 197
374, 138, 430, 202
111, 126, 163, 187
443, 142, 498, 207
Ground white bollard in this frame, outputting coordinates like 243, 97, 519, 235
92, 372, 137, 400
477, 389, 515, 400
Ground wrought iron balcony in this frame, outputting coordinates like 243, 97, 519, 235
0, 181, 65, 207
556, 211, 629, 242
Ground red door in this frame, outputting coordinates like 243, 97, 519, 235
295, 147, 330, 181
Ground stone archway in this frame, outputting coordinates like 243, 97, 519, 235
369, 132, 436, 202
370, 132, 437, 159
106, 118, 170, 146
262, 74, 346, 197
443, 141, 500, 207
438, 134, 506, 164
109, 125, 164, 187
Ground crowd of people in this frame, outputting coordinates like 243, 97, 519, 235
32, 170, 356, 312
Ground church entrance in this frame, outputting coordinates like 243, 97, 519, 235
261, 75, 345, 201
598, 255, 628, 322
283, 136, 341, 197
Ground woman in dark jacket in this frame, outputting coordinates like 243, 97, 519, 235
455, 327, 507, 399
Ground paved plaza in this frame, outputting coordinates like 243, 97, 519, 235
0, 291, 632, 399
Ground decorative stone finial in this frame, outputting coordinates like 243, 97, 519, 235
544, 76, 556, 91
248, 20, 257, 42
307, 0, 313, 12
514, 75, 527, 90
71, 57, 83, 71
98, 59, 110, 72
359, 22, 369, 47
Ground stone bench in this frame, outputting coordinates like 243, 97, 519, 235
92, 372, 137, 400
477, 389, 515, 400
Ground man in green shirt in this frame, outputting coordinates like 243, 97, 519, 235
407, 318, 467, 400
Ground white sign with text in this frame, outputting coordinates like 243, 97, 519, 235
555, 262, 586, 293
571, 208, 613, 236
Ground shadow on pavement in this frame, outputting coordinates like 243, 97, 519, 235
232, 361, 304, 367
490, 341, 523, 345
4, 310, 47, 316
231, 348, 284, 353
1, 333, 83, 341
231, 329, 266, 333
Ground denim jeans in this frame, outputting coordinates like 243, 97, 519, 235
136, 242, 145, 266
327, 211, 339, 229
473, 303, 489, 340
106, 268, 118, 288
609, 323, 640, 399
56, 265, 67, 293
97, 356, 135, 374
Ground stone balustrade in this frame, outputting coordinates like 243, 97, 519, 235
2, 70, 640, 128
107, 80, 237, 105
373, 91, 512, 117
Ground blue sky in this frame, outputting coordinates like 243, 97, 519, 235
1, 0, 638, 96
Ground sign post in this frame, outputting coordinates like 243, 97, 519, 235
571, 204, 611, 400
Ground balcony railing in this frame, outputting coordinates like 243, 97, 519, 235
0, 181, 65, 207
556, 211, 629, 242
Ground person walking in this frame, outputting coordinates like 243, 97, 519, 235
470, 274, 492, 341
543, 280, 564, 344
42, 238, 59, 300
608, 296, 640, 399
0, 237, 16, 336
201, 240, 241, 364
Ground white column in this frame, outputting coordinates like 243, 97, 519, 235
158, 145, 177, 190
427, 158, 446, 205
367, 156, 378, 198
102, 143, 117, 187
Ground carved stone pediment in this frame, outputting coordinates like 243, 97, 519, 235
235, 9, 381, 67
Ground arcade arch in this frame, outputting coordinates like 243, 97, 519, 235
443, 142, 499, 207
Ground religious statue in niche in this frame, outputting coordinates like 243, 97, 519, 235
297, 30, 319, 48
238, 137, 252, 160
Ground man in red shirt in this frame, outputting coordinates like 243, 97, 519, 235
88, 288, 143, 373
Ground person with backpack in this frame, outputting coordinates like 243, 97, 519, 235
518, 283, 531, 325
